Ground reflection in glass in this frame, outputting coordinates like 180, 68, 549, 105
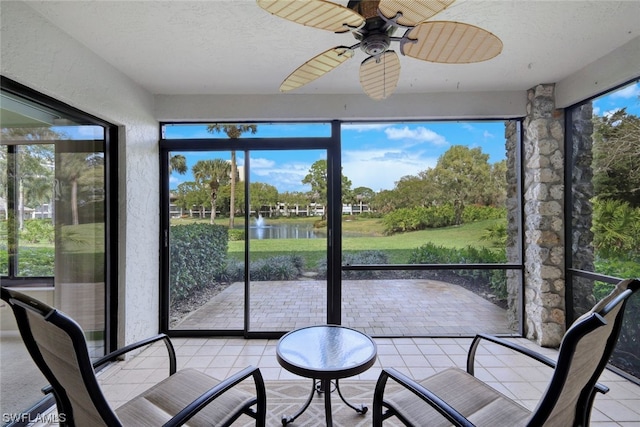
0, 88, 107, 416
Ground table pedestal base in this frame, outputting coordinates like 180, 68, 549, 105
281, 378, 368, 426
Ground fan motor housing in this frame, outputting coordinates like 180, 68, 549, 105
361, 33, 390, 56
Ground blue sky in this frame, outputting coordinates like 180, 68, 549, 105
167, 82, 639, 194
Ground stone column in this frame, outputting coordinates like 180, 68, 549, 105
523, 84, 565, 347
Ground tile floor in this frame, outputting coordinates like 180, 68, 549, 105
81, 337, 640, 426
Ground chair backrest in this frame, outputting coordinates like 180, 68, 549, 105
1, 287, 120, 427
528, 278, 640, 427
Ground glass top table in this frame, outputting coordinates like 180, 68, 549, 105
276, 325, 377, 426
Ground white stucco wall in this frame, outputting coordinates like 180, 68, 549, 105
1, 1, 159, 346
556, 36, 640, 108
155, 90, 527, 122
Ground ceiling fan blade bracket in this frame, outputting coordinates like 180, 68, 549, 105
377, 9, 408, 29
398, 31, 419, 56
340, 21, 365, 34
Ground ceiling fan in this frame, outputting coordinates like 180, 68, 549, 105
256, 0, 503, 100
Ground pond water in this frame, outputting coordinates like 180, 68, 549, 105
241, 217, 370, 240
246, 223, 325, 240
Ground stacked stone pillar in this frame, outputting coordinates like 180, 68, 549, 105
523, 84, 565, 347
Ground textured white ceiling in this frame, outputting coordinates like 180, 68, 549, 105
24, 0, 640, 97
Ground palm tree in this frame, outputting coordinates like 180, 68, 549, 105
192, 159, 231, 224
206, 124, 257, 228
169, 154, 187, 175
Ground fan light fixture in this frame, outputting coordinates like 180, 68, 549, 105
257, 0, 503, 100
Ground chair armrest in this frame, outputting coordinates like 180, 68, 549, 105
374, 368, 475, 427
93, 333, 177, 375
467, 334, 609, 395
162, 365, 266, 427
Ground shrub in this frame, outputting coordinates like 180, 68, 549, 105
381, 205, 456, 234
317, 250, 391, 280
462, 205, 506, 222
408, 243, 508, 299
480, 223, 508, 246
20, 220, 54, 244
169, 223, 228, 303
20, 248, 55, 276
228, 229, 245, 241
225, 254, 305, 282
592, 198, 640, 259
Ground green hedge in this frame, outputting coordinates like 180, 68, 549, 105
381, 205, 505, 235
224, 254, 305, 282
316, 250, 393, 280
408, 243, 508, 299
169, 223, 228, 302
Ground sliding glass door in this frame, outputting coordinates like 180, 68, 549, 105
247, 149, 328, 332
1, 80, 116, 417
161, 123, 336, 335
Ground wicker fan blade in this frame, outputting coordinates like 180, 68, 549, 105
378, 0, 455, 27
280, 47, 355, 92
359, 51, 401, 100
257, 0, 364, 33
401, 21, 503, 63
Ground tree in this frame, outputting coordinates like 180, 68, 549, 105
169, 154, 187, 175
250, 182, 278, 215
593, 108, 640, 207
487, 159, 508, 206
192, 159, 231, 224
350, 186, 375, 213
58, 152, 104, 225
302, 159, 352, 219
393, 174, 436, 209
424, 145, 492, 225
1, 128, 57, 226
206, 124, 257, 228
174, 181, 208, 216
279, 191, 309, 214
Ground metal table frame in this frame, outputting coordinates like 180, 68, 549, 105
276, 325, 377, 426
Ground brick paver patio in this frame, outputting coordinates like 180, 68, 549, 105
175, 279, 515, 336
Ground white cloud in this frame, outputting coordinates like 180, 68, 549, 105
251, 161, 312, 192
342, 148, 438, 191
343, 123, 392, 132
610, 83, 640, 99
249, 157, 276, 169
483, 130, 495, 139
384, 126, 447, 145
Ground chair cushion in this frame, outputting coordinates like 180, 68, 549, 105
115, 368, 255, 427
385, 367, 531, 426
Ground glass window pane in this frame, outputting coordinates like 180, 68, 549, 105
340, 121, 515, 335
16, 143, 55, 276
1, 144, 6, 275
570, 82, 640, 280
163, 122, 331, 139
0, 88, 108, 416
168, 150, 246, 330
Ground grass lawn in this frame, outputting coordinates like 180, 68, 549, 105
228, 217, 502, 267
